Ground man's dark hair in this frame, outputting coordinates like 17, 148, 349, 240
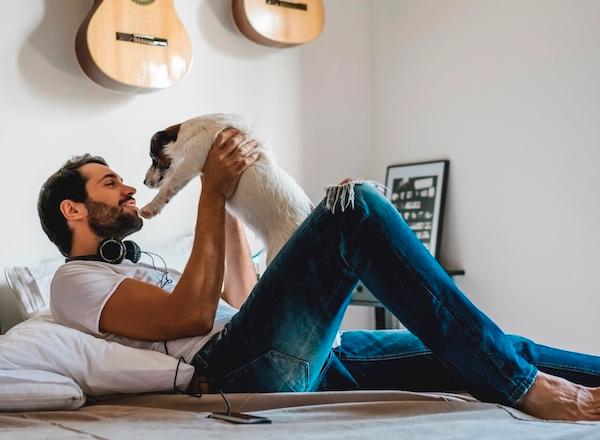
38, 154, 108, 256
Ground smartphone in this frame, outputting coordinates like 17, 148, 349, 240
209, 411, 272, 424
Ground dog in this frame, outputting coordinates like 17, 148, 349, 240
140, 114, 314, 264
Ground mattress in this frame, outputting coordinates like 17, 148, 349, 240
1, 390, 598, 439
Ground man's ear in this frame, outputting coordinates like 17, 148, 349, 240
59, 200, 87, 221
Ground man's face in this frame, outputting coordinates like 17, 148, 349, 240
79, 163, 143, 239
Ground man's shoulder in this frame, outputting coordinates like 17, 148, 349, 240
51, 261, 122, 293
54, 260, 116, 278
50, 261, 132, 336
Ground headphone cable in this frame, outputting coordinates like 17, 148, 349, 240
142, 251, 173, 288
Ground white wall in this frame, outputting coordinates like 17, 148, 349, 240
371, 0, 600, 354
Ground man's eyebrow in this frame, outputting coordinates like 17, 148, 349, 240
97, 173, 123, 183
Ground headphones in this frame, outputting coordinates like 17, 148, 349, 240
66, 237, 173, 288
66, 237, 142, 264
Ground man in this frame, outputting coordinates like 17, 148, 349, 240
39, 128, 600, 421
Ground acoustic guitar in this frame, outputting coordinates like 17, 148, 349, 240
231, 0, 324, 47
76, 0, 193, 93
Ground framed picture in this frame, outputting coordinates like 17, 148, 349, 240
385, 160, 449, 259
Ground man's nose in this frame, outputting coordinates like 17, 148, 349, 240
124, 184, 136, 195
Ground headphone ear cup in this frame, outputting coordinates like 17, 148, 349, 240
98, 238, 126, 264
123, 240, 142, 263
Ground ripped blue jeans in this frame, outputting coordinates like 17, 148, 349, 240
192, 182, 600, 406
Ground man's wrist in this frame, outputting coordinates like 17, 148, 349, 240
200, 183, 226, 207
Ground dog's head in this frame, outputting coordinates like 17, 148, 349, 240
144, 124, 181, 188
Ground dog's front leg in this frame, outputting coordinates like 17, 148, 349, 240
140, 164, 198, 218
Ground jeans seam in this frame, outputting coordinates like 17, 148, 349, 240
337, 349, 432, 362
359, 198, 532, 404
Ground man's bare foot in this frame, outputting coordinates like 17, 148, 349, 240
518, 371, 600, 420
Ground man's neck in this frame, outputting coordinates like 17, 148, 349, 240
69, 227, 102, 258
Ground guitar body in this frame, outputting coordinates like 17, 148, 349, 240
231, 0, 324, 47
76, 0, 192, 92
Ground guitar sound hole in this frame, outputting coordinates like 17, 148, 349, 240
130, 0, 156, 5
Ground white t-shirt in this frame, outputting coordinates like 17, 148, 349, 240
50, 260, 238, 361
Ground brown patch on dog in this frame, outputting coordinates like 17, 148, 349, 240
150, 123, 182, 171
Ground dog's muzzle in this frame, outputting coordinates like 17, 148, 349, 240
144, 174, 164, 189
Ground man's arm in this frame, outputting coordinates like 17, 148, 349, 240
221, 213, 257, 309
100, 129, 259, 341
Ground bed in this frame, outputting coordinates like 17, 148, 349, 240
2, 391, 600, 439
1, 248, 600, 438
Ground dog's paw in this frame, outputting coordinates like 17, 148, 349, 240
139, 204, 161, 219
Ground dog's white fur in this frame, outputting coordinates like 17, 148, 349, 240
141, 114, 313, 263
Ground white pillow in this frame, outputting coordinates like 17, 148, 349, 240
0, 369, 85, 412
5, 260, 62, 319
0, 310, 194, 396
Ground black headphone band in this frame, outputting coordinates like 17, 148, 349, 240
65, 238, 141, 264
65, 254, 104, 263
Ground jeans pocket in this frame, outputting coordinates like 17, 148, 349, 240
222, 350, 309, 393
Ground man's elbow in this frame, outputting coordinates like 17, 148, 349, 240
167, 295, 216, 337
198, 320, 214, 336
180, 311, 214, 337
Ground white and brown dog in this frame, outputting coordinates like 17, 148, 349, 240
141, 114, 313, 264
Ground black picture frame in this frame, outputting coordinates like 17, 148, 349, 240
385, 160, 450, 259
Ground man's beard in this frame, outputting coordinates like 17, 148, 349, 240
85, 201, 143, 240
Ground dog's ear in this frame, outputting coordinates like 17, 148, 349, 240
150, 131, 165, 158
150, 124, 181, 158
163, 124, 181, 140
160, 124, 181, 144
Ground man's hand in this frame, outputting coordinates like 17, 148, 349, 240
202, 128, 260, 199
